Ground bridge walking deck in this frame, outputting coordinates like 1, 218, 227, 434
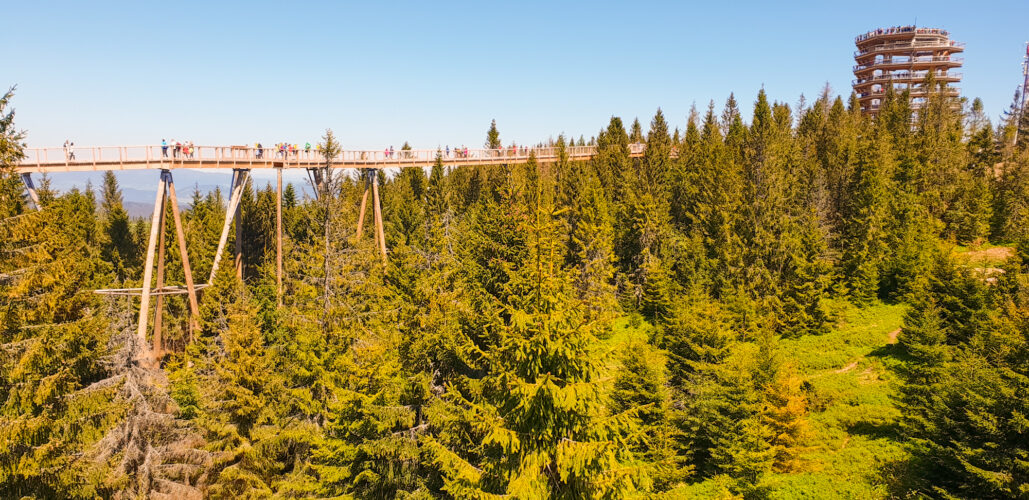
17, 144, 645, 173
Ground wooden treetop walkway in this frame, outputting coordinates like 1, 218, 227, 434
14, 141, 652, 365
17, 144, 647, 173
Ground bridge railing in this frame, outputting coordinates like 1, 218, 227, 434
19, 143, 645, 170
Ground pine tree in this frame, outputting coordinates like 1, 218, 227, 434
684, 101, 746, 296
610, 344, 689, 489
760, 361, 810, 473
427, 160, 647, 498
486, 119, 501, 150
384, 165, 427, 247
202, 286, 282, 497
0, 189, 119, 497
0, 87, 27, 218
629, 117, 645, 144
843, 122, 895, 303
897, 264, 1029, 497
642, 108, 672, 191
594, 116, 630, 201
565, 163, 617, 316
99, 171, 137, 282
897, 286, 949, 417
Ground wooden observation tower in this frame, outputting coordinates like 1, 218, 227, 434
853, 26, 964, 116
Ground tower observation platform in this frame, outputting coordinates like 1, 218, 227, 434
853, 26, 964, 115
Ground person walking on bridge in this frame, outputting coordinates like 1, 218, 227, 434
161, 139, 168, 158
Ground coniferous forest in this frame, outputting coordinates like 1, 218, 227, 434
2, 81, 1029, 498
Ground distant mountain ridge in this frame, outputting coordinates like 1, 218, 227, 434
36, 169, 315, 217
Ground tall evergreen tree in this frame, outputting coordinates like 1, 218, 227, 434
486, 119, 501, 150
428, 159, 647, 498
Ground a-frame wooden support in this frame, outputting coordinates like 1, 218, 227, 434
354, 169, 387, 264
136, 173, 167, 364
166, 172, 201, 338
136, 169, 202, 363
235, 182, 243, 280
20, 173, 40, 210
153, 196, 167, 357
306, 167, 324, 200
276, 166, 283, 306
356, 181, 370, 240
208, 168, 250, 284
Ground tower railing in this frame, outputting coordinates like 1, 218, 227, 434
854, 40, 965, 58
853, 56, 963, 72
853, 71, 963, 86
856, 26, 950, 43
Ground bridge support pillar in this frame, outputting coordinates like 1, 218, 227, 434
372, 173, 387, 264
165, 171, 201, 339
209, 169, 250, 284
136, 169, 202, 363
153, 190, 167, 358
276, 166, 283, 306
306, 168, 325, 199
137, 171, 168, 365
20, 173, 40, 210
235, 180, 243, 280
355, 168, 387, 264
356, 179, 369, 240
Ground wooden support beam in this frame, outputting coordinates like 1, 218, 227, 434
208, 169, 249, 284
165, 171, 200, 338
235, 182, 243, 280
153, 190, 168, 359
356, 180, 370, 240
276, 166, 283, 306
137, 173, 168, 364
20, 173, 40, 210
306, 167, 324, 200
371, 173, 388, 264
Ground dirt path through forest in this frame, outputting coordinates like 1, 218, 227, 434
887, 328, 900, 344
814, 327, 903, 379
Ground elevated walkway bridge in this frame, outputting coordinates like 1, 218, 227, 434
16, 144, 645, 173
12, 142, 646, 366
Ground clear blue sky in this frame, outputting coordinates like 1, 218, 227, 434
7, 0, 1029, 149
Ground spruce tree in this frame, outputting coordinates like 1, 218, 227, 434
99, 171, 137, 282
610, 344, 688, 489
486, 119, 501, 150
0, 87, 26, 218
0, 189, 118, 497
428, 160, 647, 498
629, 117, 645, 144
843, 122, 894, 303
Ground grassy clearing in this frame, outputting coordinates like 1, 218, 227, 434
951, 243, 1015, 268
664, 302, 910, 498
758, 302, 909, 498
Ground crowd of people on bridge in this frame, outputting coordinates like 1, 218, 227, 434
251, 142, 312, 159
161, 139, 196, 159
444, 145, 471, 158
139, 140, 579, 164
